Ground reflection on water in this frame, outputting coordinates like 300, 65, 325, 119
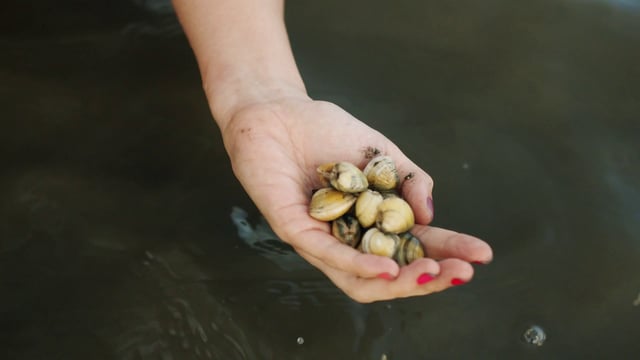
122, 0, 181, 37
111, 249, 256, 360
132, 0, 174, 14
230, 206, 311, 273
106, 221, 401, 359
581, 0, 640, 10
230, 206, 394, 357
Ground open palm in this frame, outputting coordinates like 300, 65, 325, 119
221, 98, 492, 303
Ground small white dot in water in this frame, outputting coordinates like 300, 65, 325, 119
523, 325, 546, 346
462, 162, 470, 170
633, 292, 640, 306
296, 337, 304, 345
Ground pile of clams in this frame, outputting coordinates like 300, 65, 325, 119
309, 156, 425, 266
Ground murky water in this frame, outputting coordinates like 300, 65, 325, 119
2, 0, 639, 358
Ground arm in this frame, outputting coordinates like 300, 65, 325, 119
172, 0, 307, 127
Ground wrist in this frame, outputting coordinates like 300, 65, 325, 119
204, 71, 309, 129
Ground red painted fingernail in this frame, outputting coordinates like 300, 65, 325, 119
427, 197, 434, 218
378, 272, 394, 280
417, 273, 436, 285
451, 278, 467, 286
472, 259, 492, 265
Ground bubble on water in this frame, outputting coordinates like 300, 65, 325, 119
633, 292, 640, 306
462, 162, 470, 170
296, 337, 304, 345
523, 325, 546, 346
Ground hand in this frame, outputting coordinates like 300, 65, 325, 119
221, 95, 493, 303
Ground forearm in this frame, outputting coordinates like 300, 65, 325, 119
172, 0, 308, 128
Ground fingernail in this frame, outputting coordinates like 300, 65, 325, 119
451, 278, 467, 286
472, 259, 492, 265
377, 272, 394, 280
427, 197, 434, 218
416, 273, 436, 285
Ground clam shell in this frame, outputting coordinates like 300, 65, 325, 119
394, 232, 425, 266
376, 197, 415, 233
331, 215, 361, 247
363, 156, 399, 191
355, 189, 384, 228
317, 162, 368, 193
380, 190, 400, 199
360, 228, 399, 258
309, 188, 357, 221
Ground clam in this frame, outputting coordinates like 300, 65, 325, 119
309, 188, 357, 221
331, 215, 361, 247
317, 162, 368, 193
376, 197, 414, 233
355, 189, 384, 228
360, 227, 399, 258
380, 190, 401, 199
309, 158, 420, 267
363, 156, 399, 191
394, 232, 425, 266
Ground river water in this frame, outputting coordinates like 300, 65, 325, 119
2, 0, 639, 358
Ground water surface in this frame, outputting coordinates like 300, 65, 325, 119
2, 0, 639, 358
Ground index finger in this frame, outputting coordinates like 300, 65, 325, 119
412, 224, 493, 263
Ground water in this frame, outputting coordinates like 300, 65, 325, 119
2, 0, 639, 358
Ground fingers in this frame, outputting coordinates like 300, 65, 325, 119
416, 258, 475, 293
285, 217, 489, 303
394, 157, 435, 225
298, 250, 439, 303
412, 224, 494, 264
298, 249, 476, 303
293, 221, 491, 303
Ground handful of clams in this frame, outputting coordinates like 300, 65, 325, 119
308, 156, 425, 266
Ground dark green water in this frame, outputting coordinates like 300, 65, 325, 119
2, 0, 639, 358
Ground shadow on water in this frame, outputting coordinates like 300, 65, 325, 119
2, 0, 640, 359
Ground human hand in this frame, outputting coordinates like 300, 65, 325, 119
172, 0, 491, 302
221, 96, 493, 303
